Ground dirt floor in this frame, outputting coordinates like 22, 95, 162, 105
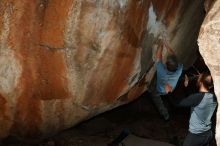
1, 92, 217, 146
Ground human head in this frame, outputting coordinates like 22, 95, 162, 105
197, 72, 213, 90
166, 55, 178, 72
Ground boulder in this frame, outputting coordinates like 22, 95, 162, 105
198, 0, 220, 145
0, 0, 205, 139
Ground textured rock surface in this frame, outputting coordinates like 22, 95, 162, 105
0, 0, 205, 139
198, 0, 220, 145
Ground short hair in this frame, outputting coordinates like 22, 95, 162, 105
198, 72, 213, 90
166, 55, 178, 72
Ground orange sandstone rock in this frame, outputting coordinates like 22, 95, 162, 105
0, 0, 205, 139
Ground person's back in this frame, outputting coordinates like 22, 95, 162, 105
156, 59, 183, 94
168, 72, 217, 146
189, 92, 217, 134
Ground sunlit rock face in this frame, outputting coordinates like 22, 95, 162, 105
198, 0, 220, 145
0, 0, 205, 139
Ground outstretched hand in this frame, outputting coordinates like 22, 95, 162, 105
184, 74, 189, 87
156, 39, 164, 61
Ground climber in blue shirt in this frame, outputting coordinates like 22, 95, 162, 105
150, 39, 183, 120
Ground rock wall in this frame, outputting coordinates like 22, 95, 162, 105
0, 0, 205, 139
198, 0, 220, 145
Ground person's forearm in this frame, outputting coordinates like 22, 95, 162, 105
162, 40, 175, 55
156, 41, 163, 61
168, 93, 203, 107
166, 46, 175, 55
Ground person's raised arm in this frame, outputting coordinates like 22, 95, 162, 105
156, 40, 163, 62
166, 45, 176, 55
168, 93, 204, 107
163, 39, 175, 55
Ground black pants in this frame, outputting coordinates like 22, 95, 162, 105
148, 75, 169, 120
183, 130, 213, 146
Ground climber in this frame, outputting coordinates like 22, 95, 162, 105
167, 72, 217, 146
149, 38, 183, 121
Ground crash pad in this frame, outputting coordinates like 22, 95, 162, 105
121, 134, 175, 146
